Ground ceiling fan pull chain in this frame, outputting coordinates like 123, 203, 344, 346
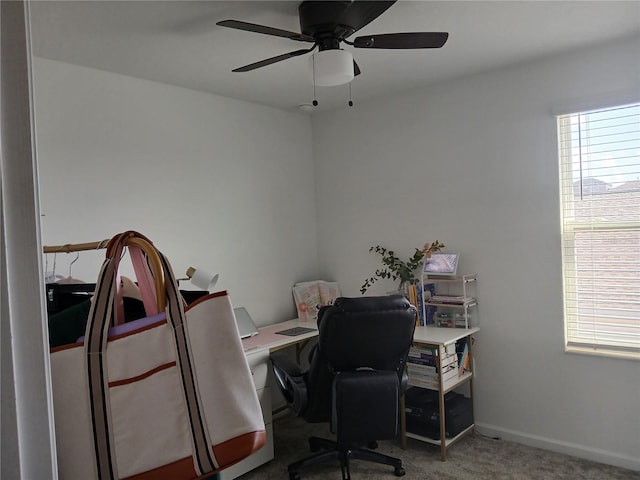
348, 82, 354, 107
312, 55, 319, 106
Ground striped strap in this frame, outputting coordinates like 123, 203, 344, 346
159, 250, 218, 474
86, 257, 118, 480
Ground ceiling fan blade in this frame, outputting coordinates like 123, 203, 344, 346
232, 48, 314, 72
216, 20, 314, 43
337, 1, 397, 34
354, 60, 361, 77
354, 32, 449, 49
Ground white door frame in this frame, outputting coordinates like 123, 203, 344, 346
1, 1, 58, 478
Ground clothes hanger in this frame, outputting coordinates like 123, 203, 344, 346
69, 252, 79, 275
44, 252, 66, 283
56, 251, 86, 284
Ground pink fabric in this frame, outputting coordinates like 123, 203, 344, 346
111, 243, 160, 325
129, 245, 159, 318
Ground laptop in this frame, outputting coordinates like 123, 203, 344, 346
233, 307, 259, 339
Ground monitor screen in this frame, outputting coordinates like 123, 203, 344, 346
233, 307, 259, 339
423, 253, 459, 276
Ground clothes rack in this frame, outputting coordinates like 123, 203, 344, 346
43, 239, 110, 253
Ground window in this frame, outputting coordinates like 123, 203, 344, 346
557, 103, 640, 358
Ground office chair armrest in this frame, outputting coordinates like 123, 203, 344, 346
270, 351, 308, 415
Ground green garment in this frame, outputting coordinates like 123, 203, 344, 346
48, 299, 91, 348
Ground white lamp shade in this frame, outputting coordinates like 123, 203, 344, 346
312, 50, 354, 86
188, 268, 219, 291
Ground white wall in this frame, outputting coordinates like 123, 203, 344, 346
312, 35, 640, 470
33, 58, 318, 326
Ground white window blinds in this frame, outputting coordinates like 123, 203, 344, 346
557, 103, 640, 357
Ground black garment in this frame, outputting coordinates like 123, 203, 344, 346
48, 292, 209, 348
45, 283, 95, 316
48, 299, 91, 348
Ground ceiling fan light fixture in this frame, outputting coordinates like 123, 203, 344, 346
311, 49, 354, 86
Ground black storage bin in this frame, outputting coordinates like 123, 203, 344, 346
404, 387, 473, 440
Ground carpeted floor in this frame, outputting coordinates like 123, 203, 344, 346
239, 415, 640, 480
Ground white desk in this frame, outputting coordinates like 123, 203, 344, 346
219, 319, 319, 480
413, 324, 479, 346
242, 319, 319, 357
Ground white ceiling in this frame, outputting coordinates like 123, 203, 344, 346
29, 1, 640, 112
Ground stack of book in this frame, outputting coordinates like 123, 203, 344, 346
405, 284, 421, 326
406, 344, 459, 390
405, 283, 436, 326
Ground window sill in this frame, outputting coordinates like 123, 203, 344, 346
565, 344, 640, 361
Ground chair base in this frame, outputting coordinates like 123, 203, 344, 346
287, 436, 405, 480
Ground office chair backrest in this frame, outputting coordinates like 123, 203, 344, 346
303, 295, 416, 423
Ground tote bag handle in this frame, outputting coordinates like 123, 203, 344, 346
106, 232, 167, 324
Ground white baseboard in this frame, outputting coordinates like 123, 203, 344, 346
475, 422, 640, 472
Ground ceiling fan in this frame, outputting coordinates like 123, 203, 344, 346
216, 0, 448, 84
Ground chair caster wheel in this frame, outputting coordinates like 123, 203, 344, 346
394, 466, 406, 477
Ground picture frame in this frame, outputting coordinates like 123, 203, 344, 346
423, 252, 459, 277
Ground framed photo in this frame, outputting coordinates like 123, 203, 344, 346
423, 253, 459, 277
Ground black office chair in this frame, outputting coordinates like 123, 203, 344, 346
271, 295, 416, 480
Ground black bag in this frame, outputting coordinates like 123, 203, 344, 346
405, 387, 473, 439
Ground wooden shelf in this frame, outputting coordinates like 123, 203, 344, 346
402, 326, 478, 461
408, 371, 473, 393
444, 371, 473, 394
413, 325, 479, 345
406, 424, 475, 448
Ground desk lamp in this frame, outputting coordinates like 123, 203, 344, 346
183, 267, 219, 291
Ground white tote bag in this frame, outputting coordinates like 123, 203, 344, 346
50, 231, 266, 479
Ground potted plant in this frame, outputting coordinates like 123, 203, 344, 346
361, 240, 445, 294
